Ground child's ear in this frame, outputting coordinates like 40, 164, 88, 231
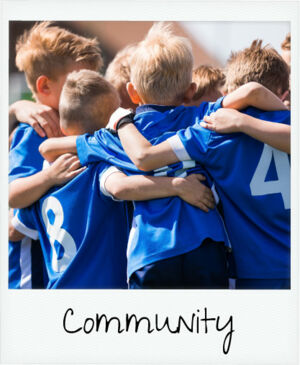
126, 82, 142, 105
182, 82, 197, 104
36, 75, 51, 95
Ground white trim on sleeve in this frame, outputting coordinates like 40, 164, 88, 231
99, 166, 123, 201
167, 135, 191, 161
11, 215, 39, 240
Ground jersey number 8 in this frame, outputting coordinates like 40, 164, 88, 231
41, 196, 77, 273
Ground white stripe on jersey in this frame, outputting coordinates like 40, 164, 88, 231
99, 166, 123, 201
20, 236, 32, 289
12, 214, 39, 240
126, 217, 137, 281
167, 135, 192, 161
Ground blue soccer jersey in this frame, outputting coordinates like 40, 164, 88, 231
12, 162, 129, 289
9, 236, 46, 289
168, 107, 290, 279
9, 123, 47, 289
76, 101, 231, 279
9, 123, 46, 183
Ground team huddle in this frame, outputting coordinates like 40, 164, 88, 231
8, 22, 291, 290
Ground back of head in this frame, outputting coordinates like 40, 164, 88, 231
130, 22, 194, 105
281, 33, 291, 51
16, 22, 103, 93
191, 65, 225, 103
105, 43, 138, 108
225, 40, 289, 97
59, 69, 120, 135
281, 33, 291, 67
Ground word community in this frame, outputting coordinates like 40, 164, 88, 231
63, 307, 234, 354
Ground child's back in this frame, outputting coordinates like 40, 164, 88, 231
76, 23, 230, 288
13, 71, 129, 288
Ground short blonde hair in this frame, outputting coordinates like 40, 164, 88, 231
225, 40, 289, 96
192, 65, 225, 101
130, 22, 194, 104
16, 22, 103, 92
59, 70, 120, 134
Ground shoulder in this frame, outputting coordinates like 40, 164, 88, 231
243, 107, 290, 125
11, 123, 46, 150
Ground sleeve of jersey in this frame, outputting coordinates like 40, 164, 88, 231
167, 124, 211, 164
205, 96, 225, 115
76, 133, 105, 166
11, 208, 38, 240
9, 126, 46, 183
99, 165, 124, 202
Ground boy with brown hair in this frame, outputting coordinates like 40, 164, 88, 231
225, 39, 289, 98
281, 32, 291, 67
11, 69, 215, 288
105, 43, 138, 110
9, 21, 102, 289
186, 65, 225, 106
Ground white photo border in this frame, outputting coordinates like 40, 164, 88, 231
1, 1, 299, 364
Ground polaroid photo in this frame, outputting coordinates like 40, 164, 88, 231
0, 0, 299, 364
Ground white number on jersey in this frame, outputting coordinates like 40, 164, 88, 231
153, 160, 196, 178
41, 196, 77, 272
250, 144, 290, 209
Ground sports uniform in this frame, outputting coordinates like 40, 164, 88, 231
9, 123, 48, 289
76, 100, 231, 288
12, 162, 129, 289
167, 107, 290, 288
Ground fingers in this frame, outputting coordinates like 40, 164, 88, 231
67, 158, 82, 172
34, 113, 57, 138
66, 166, 87, 180
201, 115, 215, 130
32, 106, 61, 138
29, 118, 46, 137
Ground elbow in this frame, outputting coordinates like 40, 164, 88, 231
39, 143, 55, 162
9, 187, 24, 209
108, 184, 128, 200
133, 151, 154, 172
246, 82, 263, 98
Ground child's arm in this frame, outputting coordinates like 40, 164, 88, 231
39, 136, 77, 162
9, 100, 61, 138
222, 82, 288, 111
117, 123, 177, 171
9, 154, 85, 209
104, 171, 215, 212
201, 109, 290, 153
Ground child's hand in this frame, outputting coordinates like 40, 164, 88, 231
201, 109, 244, 133
10, 100, 62, 138
175, 174, 215, 212
45, 153, 86, 186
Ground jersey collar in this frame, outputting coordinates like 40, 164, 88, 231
136, 104, 177, 114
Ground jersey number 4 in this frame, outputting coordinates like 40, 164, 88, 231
42, 196, 77, 273
250, 144, 290, 209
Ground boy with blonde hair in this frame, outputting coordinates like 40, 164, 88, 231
186, 65, 225, 106
114, 35, 290, 289
12, 69, 215, 288
105, 44, 138, 110
9, 22, 102, 288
